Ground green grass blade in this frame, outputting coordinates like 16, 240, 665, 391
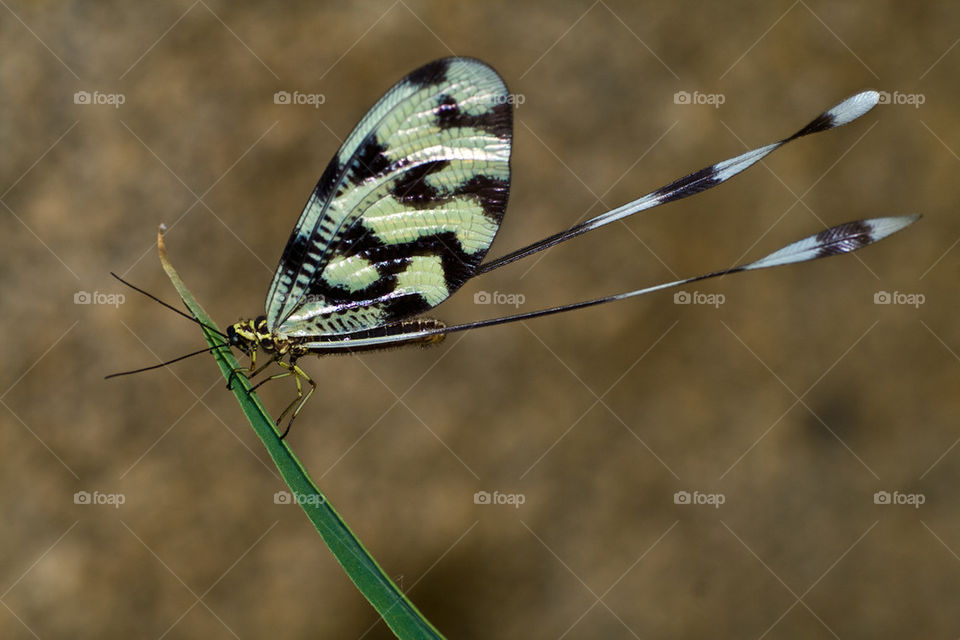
157, 229, 445, 640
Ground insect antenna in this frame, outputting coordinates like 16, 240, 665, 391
109, 272, 227, 338
105, 344, 231, 379
105, 272, 231, 380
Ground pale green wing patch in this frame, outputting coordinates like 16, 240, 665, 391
267, 57, 513, 337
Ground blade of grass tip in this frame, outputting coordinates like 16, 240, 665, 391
156, 227, 445, 640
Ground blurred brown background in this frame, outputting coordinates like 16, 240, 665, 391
1, 1, 957, 638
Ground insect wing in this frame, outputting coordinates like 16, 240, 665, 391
266, 58, 513, 338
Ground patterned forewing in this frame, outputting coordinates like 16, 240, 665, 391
266, 58, 513, 337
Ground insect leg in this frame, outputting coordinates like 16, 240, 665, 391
227, 350, 276, 390
273, 360, 316, 439
248, 362, 294, 393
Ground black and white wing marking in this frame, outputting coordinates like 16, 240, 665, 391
265, 57, 513, 339
478, 90, 880, 272
298, 214, 919, 351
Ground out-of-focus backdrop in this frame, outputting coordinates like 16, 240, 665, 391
2, 2, 957, 638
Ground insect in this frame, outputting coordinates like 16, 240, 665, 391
110, 57, 918, 437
